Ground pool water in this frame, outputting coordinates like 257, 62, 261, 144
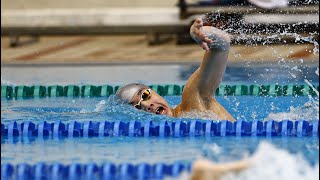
1, 95, 319, 170
1, 95, 318, 124
1, 136, 319, 166
1, 62, 319, 179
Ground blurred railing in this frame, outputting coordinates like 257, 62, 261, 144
176, 0, 319, 44
1, 8, 190, 47
1, 0, 319, 47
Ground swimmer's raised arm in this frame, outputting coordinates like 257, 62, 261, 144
189, 18, 231, 95
177, 18, 233, 121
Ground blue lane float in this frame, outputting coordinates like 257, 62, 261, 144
34, 162, 47, 180
1, 162, 191, 180
101, 163, 117, 179
84, 163, 99, 180
36, 121, 52, 137
143, 121, 154, 137
50, 163, 66, 180
1, 120, 318, 138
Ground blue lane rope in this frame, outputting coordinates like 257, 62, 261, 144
1, 162, 191, 180
1, 120, 318, 138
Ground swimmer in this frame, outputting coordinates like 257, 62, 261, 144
116, 18, 253, 179
116, 18, 234, 121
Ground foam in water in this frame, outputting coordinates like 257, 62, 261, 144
221, 142, 319, 180
177, 142, 319, 180
80, 99, 107, 113
264, 80, 319, 122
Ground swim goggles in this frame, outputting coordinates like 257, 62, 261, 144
133, 89, 152, 109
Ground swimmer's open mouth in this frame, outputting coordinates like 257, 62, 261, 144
155, 106, 165, 115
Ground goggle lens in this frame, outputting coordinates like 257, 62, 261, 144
141, 89, 151, 100
133, 89, 151, 109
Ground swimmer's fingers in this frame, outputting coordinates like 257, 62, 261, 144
191, 27, 200, 37
197, 33, 210, 50
194, 27, 214, 43
192, 30, 212, 51
201, 42, 210, 51
193, 29, 208, 41
204, 37, 213, 44
191, 29, 203, 41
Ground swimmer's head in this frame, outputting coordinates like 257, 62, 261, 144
116, 83, 173, 116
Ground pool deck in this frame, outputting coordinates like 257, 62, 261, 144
1, 35, 319, 65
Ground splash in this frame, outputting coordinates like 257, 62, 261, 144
178, 141, 319, 180
80, 99, 106, 113
202, 4, 319, 52
221, 142, 319, 180
264, 80, 319, 122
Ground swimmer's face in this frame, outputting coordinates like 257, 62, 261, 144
130, 88, 173, 117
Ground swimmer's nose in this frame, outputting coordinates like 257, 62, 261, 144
141, 101, 155, 112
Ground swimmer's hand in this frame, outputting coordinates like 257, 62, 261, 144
190, 18, 231, 51
190, 18, 214, 51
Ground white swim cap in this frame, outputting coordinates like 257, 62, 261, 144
115, 83, 150, 104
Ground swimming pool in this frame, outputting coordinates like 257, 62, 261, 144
1, 86, 319, 179
1, 63, 319, 180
